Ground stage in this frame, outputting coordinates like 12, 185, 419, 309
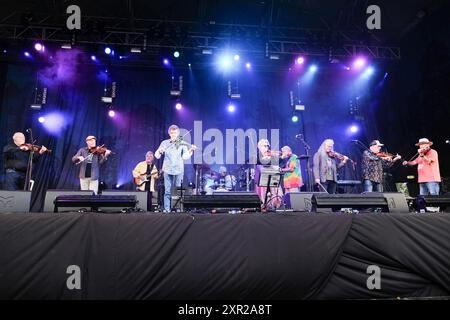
0, 211, 448, 299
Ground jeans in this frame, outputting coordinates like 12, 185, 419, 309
363, 179, 383, 192
163, 173, 183, 212
419, 182, 440, 195
4, 170, 26, 191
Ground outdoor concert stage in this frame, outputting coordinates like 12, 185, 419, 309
0, 211, 448, 300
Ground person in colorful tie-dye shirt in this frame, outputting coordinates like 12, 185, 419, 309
280, 146, 303, 192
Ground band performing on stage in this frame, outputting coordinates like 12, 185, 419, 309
2, 124, 444, 212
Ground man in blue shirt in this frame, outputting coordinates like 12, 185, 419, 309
155, 125, 196, 212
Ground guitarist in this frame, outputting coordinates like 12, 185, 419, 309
132, 151, 160, 211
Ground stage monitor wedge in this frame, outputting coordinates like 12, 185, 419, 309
0, 191, 32, 213
183, 192, 261, 210
44, 190, 93, 212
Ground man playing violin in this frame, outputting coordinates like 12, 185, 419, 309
402, 138, 441, 195
2, 132, 47, 190
72, 135, 111, 194
362, 140, 402, 192
132, 151, 160, 211
155, 125, 196, 212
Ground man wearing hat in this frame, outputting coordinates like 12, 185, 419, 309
72, 135, 111, 194
361, 140, 402, 192
403, 138, 441, 195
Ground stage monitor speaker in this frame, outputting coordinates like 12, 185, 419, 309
53, 195, 137, 213
183, 192, 261, 210
0, 191, 32, 213
101, 190, 148, 211
311, 192, 409, 213
284, 192, 328, 212
415, 194, 450, 213
44, 190, 93, 212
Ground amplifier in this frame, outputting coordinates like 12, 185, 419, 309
0, 191, 31, 213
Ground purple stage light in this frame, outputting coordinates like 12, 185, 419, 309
296, 56, 305, 65
246, 62, 251, 69
227, 104, 236, 112
40, 112, 69, 135
108, 110, 116, 118
104, 47, 112, 55
234, 54, 240, 61
24, 51, 31, 58
353, 58, 366, 69
163, 58, 170, 66
34, 43, 44, 52
38, 116, 45, 123
90, 55, 97, 61
175, 102, 182, 110
349, 125, 359, 133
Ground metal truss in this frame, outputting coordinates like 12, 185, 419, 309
0, 13, 401, 60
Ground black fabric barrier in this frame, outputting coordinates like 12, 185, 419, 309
0, 213, 448, 299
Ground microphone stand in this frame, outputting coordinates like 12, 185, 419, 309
24, 129, 35, 191
297, 134, 313, 192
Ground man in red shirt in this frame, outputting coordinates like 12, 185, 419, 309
403, 138, 441, 195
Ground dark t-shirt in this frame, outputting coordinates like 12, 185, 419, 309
3, 144, 38, 173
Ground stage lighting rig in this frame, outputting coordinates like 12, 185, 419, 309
30, 73, 47, 110
170, 76, 183, 97
228, 79, 240, 99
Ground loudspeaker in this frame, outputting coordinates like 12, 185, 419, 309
311, 192, 409, 213
183, 192, 261, 210
101, 190, 148, 211
284, 192, 328, 212
415, 195, 450, 213
53, 195, 137, 213
0, 191, 32, 213
44, 190, 93, 212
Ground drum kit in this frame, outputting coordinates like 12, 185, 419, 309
194, 164, 251, 195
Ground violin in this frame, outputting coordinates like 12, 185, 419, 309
168, 138, 198, 151
265, 150, 282, 157
418, 146, 431, 156
327, 151, 354, 164
20, 143, 52, 153
88, 144, 113, 155
376, 151, 401, 161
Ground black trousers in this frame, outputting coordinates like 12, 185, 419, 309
322, 180, 337, 194
4, 170, 26, 190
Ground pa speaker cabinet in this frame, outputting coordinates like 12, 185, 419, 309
381, 192, 410, 213
284, 192, 328, 212
101, 190, 147, 211
44, 190, 93, 212
0, 191, 32, 213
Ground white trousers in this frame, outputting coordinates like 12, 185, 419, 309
80, 178, 99, 194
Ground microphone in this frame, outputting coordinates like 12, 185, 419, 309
295, 134, 303, 139
26, 128, 32, 133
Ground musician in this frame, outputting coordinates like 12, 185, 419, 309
402, 138, 441, 195
155, 125, 196, 212
313, 139, 348, 194
132, 151, 159, 211
280, 146, 303, 193
362, 140, 402, 192
72, 135, 111, 194
213, 166, 236, 191
2, 132, 47, 190
254, 139, 282, 209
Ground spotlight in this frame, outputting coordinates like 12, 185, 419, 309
61, 43, 72, 49
163, 58, 170, 66
173, 51, 180, 58
349, 125, 359, 133
353, 57, 366, 69
366, 66, 375, 75
234, 54, 240, 61
309, 65, 318, 72
34, 43, 44, 52
227, 104, 236, 112
108, 110, 116, 118
38, 116, 45, 123
104, 47, 112, 55
245, 62, 251, 69
90, 55, 97, 61
130, 47, 141, 53
296, 56, 305, 65
175, 102, 182, 110
24, 51, 31, 58
188, 63, 191, 67
292, 115, 299, 123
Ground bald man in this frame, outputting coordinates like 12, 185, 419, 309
3, 132, 47, 190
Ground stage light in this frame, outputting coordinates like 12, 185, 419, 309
246, 62, 251, 69
24, 51, 31, 58
175, 102, 182, 110
234, 54, 240, 61
296, 56, 305, 65
108, 110, 116, 118
173, 51, 180, 58
222, 58, 231, 66
350, 125, 359, 133
188, 63, 191, 67
227, 104, 236, 113
38, 116, 45, 123
130, 47, 141, 53
34, 43, 44, 52
90, 55, 97, 61
61, 43, 72, 49
163, 58, 170, 66
292, 115, 299, 123
366, 66, 375, 75
353, 57, 366, 69
309, 65, 318, 72
104, 47, 112, 55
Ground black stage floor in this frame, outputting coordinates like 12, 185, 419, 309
0, 212, 449, 299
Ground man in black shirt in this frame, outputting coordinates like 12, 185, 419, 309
3, 132, 47, 190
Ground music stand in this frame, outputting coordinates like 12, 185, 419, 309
258, 166, 282, 209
